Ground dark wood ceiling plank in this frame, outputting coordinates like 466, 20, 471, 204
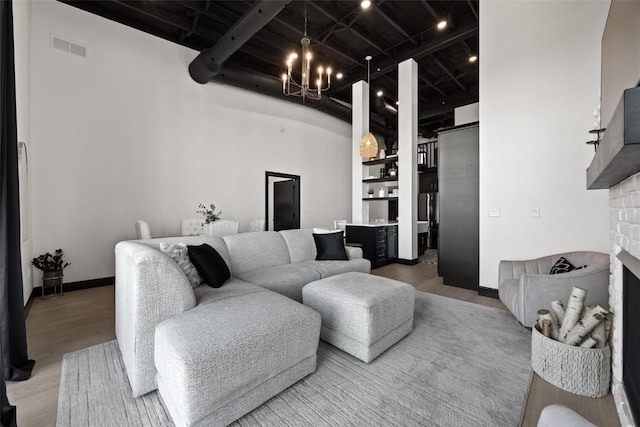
374, 6, 417, 45
308, 2, 390, 58
420, 0, 441, 21
111, 0, 193, 32
420, 75, 447, 97
433, 56, 467, 91
331, 23, 478, 94
419, 85, 479, 120
175, 1, 234, 27
467, 0, 479, 21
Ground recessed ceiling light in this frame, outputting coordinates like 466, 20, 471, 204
395, 101, 399, 105
361, 0, 371, 9
469, 55, 478, 63
377, 67, 381, 72
437, 20, 447, 30
336, 72, 344, 79
377, 90, 383, 97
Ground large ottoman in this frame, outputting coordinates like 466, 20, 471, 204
302, 272, 415, 363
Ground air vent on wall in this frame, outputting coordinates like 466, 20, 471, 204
50, 35, 87, 58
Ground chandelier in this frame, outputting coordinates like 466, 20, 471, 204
282, 5, 331, 101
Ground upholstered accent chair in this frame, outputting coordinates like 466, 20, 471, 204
135, 220, 151, 239
498, 251, 610, 327
249, 218, 266, 232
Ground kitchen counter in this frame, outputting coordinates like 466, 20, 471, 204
345, 222, 398, 227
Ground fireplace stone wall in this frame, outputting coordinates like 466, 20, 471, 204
609, 172, 640, 426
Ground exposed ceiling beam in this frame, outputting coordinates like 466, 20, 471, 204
420, 75, 447, 97
175, 1, 234, 27
331, 23, 478, 94
419, 85, 479, 120
467, 0, 479, 21
308, 2, 390, 57
112, 0, 192, 32
420, 1, 440, 20
374, 7, 417, 45
433, 57, 466, 91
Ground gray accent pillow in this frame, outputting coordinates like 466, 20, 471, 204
160, 242, 202, 288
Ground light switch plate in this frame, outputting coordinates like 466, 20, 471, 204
489, 207, 500, 217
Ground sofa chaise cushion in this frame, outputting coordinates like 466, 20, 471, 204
155, 291, 321, 427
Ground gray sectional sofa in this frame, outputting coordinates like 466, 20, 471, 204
115, 228, 370, 426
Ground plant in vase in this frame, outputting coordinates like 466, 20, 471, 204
197, 203, 222, 235
31, 249, 70, 299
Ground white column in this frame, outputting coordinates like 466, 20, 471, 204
352, 80, 369, 223
398, 59, 418, 261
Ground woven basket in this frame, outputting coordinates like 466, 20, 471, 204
531, 325, 611, 397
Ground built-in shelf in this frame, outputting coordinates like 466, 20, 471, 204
363, 177, 398, 183
363, 197, 399, 201
362, 157, 398, 166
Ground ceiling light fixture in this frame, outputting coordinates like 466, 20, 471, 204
359, 56, 378, 159
437, 20, 447, 30
377, 90, 383, 97
469, 55, 478, 63
336, 72, 343, 79
361, 0, 371, 10
282, 3, 331, 101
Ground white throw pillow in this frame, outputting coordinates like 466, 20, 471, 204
160, 242, 202, 289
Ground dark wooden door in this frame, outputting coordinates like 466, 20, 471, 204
274, 180, 298, 231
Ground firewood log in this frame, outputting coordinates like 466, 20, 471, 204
564, 305, 609, 346
605, 312, 613, 343
579, 336, 598, 348
550, 300, 565, 324
590, 318, 607, 348
541, 319, 552, 338
537, 309, 560, 340
559, 287, 587, 341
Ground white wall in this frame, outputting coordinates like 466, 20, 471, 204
479, 1, 610, 289
28, 1, 352, 284
454, 102, 479, 126
14, 0, 33, 303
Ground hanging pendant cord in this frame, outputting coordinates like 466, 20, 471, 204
304, 2, 308, 37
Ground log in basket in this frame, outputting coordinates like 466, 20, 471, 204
531, 324, 611, 397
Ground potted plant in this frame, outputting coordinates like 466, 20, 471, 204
197, 203, 222, 235
31, 249, 70, 299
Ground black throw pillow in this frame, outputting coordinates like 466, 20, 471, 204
187, 244, 230, 288
313, 232, 349, 261
549, 256, 578, 274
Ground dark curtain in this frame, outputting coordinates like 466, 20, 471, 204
1, 0, 35, 424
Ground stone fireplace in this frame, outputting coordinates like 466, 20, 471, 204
587, 83, 640, 426
608, 174, 640, 426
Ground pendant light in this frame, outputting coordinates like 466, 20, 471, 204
359, 56, 378, 159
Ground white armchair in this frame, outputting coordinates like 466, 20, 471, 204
205, 219, 239, 237
181, 218, 203, 236
135, 220, 151, 239
249, 219, 266, 232
498, 251, 610, 327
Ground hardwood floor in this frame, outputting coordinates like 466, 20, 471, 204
6, 263, 619, 426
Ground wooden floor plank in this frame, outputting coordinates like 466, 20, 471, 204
6, 263, 620, 426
